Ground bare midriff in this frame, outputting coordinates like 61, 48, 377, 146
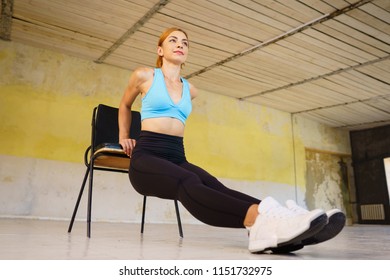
141, 117, 185, 137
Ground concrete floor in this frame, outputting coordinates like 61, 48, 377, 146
1, 218, 390, 260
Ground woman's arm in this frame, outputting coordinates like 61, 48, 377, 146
189, 82, 198, 100
118, 67, 152, 156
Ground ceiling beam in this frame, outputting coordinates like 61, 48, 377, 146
95, 0, 171, 64
184, 0, 373, 80
294, 92, 390, 115
339, 120, 390, 130
242, 54, 390, 100
0, 0, 13, 41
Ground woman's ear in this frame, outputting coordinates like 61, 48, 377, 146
157, 46, 164, 57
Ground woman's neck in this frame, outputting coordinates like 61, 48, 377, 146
161, 64, 181, 82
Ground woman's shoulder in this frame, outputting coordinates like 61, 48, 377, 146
132, 66, 155, 81
188, 81, 198, 99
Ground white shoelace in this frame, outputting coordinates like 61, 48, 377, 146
263, 204, 296, 219
285, 200, 309, 215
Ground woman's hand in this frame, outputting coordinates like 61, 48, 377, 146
119, 138, 136, 157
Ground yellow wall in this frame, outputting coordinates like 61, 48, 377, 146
0, 41, 350, 187
0, 41, 138, 163
187, 95, 296, 183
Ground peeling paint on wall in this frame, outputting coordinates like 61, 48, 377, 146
305, 149, 352, 221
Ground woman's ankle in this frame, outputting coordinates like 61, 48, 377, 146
243, 204, 259, 227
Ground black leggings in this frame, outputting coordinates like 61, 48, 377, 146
129, 131, 261, 228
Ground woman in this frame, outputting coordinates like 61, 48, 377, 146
118, 27, 344, 253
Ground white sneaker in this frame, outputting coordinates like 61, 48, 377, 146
285, 200, 346, 245
285, 200, 314, 215
248, 197, 327, 253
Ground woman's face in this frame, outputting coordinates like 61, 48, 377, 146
158, 30, 189, 65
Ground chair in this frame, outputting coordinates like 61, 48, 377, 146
67, 104, 183, 238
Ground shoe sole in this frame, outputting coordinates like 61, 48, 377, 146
303, 211, 346, 245
271, 211, 346, 253
252, 213, 328, 254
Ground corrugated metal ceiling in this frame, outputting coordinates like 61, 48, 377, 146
1, 0, 389, 130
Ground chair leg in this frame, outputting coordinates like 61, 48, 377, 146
86, 161, 95, 238
141, 196, 147, 234
174, 200, 183, 238
68, 167, 90, 233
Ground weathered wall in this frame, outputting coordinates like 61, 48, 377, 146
0, 41, 351, 224
292, 116, 352, 222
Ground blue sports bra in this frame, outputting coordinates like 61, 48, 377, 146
141, 68, 192, 124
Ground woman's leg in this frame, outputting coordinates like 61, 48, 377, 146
179, 161, 261, 205
129, 153, 258, 228
179, 161, 261, 227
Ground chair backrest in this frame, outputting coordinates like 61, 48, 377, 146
91, 104, 141, 151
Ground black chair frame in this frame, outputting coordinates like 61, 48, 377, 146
67, 104, 183, 238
